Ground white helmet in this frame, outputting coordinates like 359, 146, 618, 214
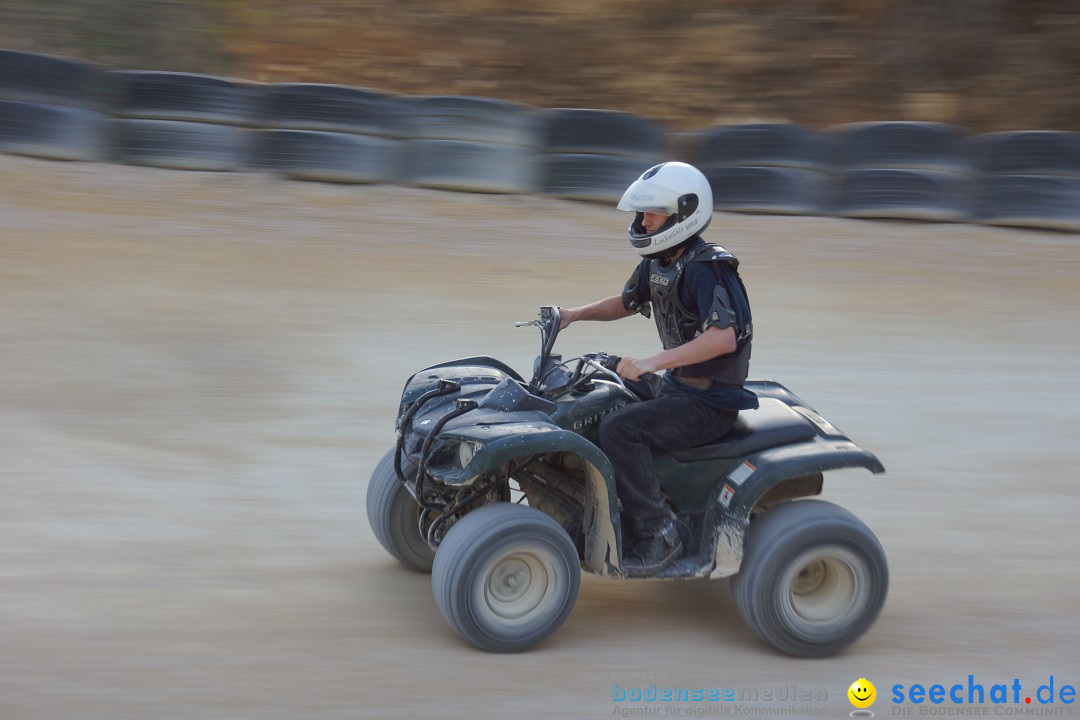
617, 162, 713, 258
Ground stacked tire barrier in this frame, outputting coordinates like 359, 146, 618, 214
106, 71, 260, 171
403, 95, 541, 194
2, 48, 1079, 233
256, 83, 401, 184
0, 50, 105, 161
829, 122, 976, 223
694, 123, 835, 215
539, 109, 665, 202
967, 131, 1080, 232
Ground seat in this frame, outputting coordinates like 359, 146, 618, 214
669, 398, 816, 462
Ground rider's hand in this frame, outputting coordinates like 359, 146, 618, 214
558, 307, 575, 331
617, 357, 657, 381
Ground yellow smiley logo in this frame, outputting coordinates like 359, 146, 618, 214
848, 678, 877, 709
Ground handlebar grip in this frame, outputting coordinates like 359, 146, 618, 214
598, 353, 621, 372
602, 353, 661, 383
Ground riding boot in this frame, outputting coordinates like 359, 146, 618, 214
623, 518, 683, 577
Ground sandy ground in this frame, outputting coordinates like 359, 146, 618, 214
1, 154, 1078, 720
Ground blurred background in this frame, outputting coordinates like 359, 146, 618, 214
2, 4, 1079, 720
2, 0, 1080, 130
4, 0, 1080, 230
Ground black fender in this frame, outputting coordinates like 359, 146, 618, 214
436, 421, 625, 576
398, 356, 524, 422
411, 355, 523, 385
702, 439, 885, 578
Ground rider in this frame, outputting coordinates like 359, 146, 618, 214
559, 161, 757, 576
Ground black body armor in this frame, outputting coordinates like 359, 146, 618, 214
625, 240, 753, 384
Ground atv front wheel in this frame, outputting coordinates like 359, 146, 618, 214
730, 499, 887, 657
432, 503, 581, 652
365, 448, 435, 573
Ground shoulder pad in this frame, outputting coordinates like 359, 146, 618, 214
687, 243, 739, 269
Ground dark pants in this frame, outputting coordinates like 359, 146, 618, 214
598, 384, 738, 537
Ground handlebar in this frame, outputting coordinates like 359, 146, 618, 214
582, 353, 625, 388
591, 352, 659, 383
517, 306, 657, 394
517, 306, 562, 392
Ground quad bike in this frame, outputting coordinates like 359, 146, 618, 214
366, 306, 888, 656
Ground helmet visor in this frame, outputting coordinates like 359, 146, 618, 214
617, 178, 680, 215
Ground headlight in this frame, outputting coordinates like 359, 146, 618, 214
457, 441, 482, 467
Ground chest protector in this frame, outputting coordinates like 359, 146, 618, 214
647, 242, 753, 381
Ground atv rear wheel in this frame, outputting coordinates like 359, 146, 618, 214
432, 503, 581, 652
730, 499, 887, 657
365, 448, 435, 573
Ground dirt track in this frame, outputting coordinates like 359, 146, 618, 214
2, 154, 1078, 720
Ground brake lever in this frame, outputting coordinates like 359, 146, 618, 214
583, 357, 627, 389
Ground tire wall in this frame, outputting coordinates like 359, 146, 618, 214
2, 49, 1078, 232
966, 131, 1080, 232
539, 109, 667, 203
256, 84, 402, 184
105, 70, 261, 171
402, 95, 542, 194
691, 123, 836, 216
828, 121, 976, 223
0, 50, 106, 161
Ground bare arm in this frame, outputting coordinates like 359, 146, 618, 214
559, 295, 635, 329
618, 325, 736, 381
